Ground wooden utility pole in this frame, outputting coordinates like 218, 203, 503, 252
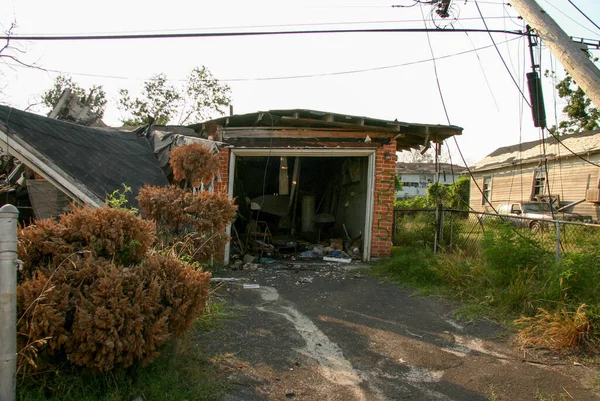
509, 0, 600, 109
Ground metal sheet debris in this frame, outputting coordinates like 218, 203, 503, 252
323, 256, 352, 263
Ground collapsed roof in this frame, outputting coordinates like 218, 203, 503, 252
0, 105, 169, 209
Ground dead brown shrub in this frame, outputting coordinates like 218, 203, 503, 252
17, 205, 211, 374
138, 185, 236, 262
515, 304, 591, 351
169, 143, 220, 188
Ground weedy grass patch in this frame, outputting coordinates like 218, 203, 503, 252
376, 221, 600, 352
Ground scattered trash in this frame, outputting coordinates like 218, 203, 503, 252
296, 277, 313, 285
285, 390, 296, 398
329, 250, 342, 257
243, 254, 255, 264
323, 256, 352, 263
353, 273, 364, 279
329, 238, 343, 251
243, 284, 260, 289
211, 277, 242, 282
243, 263, 259, 271
311, 245, 325, 256
299, 250, 315, 259
231, 259, 243, 270
259, 257, 278, 264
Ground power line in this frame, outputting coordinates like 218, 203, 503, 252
475, 0, 531, 108
420, 5, 451, 126
539, 0, 600, 37
6, 37, 522, 83
567, 0, 600, 33
418, 1, 508, 217
457, 22, 500, 111
2, 27, 526, 42
545, 129, 600, 168
15, 16, 524, 37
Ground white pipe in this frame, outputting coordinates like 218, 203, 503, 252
0, 204, 19, 401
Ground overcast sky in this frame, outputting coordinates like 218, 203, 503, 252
0, 0, 599, 165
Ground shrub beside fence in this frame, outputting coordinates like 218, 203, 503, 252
393, 208, 600, 260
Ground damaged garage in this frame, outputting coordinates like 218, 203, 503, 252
191, 109, 462, 262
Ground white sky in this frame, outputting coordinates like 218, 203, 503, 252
0, 0, 599, 165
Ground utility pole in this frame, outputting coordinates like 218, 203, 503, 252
509, 0, 600, 109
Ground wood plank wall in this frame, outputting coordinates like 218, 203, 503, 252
469, 154, 600, 220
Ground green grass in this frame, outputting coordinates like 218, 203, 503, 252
17, 293, 235, 401
374, 222, 600, 350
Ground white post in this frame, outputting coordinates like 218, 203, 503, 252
0, 204, 19, 401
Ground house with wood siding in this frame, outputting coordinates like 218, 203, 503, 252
469, 130, 600, 221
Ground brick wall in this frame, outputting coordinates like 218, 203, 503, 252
370, 141, 397, 258
214, 148, 230, 194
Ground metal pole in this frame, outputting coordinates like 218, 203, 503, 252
510, 0, 600, 109
450, 211, 454, 249
0, 204, 19, 401
555, 220, 561, 262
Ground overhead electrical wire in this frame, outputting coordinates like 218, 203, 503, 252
21, 15, 523, 37
5, 36, 522, 83
458, 21, 500, 111
1, 27, 526, 42
474, 0, 531, 108
567, 0, 600, 32
546, 129, 600, 168
549, 54, 566, 199
540, 0, 600, 37
418, 2, 500, 216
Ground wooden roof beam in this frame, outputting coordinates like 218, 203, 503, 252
222, 128, 395, 140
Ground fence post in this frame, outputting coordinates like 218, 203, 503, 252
434, 203, 443, 254
555, 220, 561, 262
449, 211, 454, 249
0, 204, 19, 401
392, 209, 396, 242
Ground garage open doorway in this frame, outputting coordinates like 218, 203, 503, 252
226, 149, 375, 264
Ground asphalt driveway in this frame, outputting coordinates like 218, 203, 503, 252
200, 261, 600, 401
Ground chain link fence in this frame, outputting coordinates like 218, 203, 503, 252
393, 208, 600, 260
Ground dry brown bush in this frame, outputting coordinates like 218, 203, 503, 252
17, 205, 211, 374
138, 185, 237, 262
170, 143, 219, 188
515, 304, 591, 351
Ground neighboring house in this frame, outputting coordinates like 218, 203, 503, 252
0, 105, 462, 260
469, 130, 600, 221
0, 105, 169, 221
395, 162, 466, 198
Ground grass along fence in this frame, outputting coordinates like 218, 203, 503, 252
385, 208, 600, 351
393, 208, 600, 260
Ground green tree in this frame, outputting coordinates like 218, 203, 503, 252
42, 75, 107, 117
118, 66, 231, 126
546, 56, 600, 135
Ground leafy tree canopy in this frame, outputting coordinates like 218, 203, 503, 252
546, 55, 600, 135
42, 75, 107, 117
118, 66, 231, 126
